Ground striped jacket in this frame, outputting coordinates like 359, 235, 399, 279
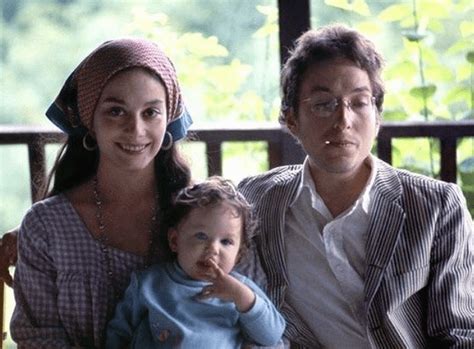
238, 158, 473, 348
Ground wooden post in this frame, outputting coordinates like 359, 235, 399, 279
1, 282, 4, 349
278, 0, 310, 66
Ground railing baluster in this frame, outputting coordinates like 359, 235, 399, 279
1, 282, 4, 349
268, 141, 282, 169
377, 137, 392, 165
206, 142, 222, 176
28, 136, 47, 203
440, 137, 457, 183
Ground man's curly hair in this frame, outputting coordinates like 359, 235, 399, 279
163, 176, 256, 261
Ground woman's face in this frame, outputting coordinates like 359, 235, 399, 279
92, 68, 167, 174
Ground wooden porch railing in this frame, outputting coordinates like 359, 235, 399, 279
1, 120, 473, 345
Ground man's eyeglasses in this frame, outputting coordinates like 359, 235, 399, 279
303, 94, 376, 119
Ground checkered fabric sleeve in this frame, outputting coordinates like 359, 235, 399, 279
10, 195, 147, 348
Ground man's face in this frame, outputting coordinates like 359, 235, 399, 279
287, 58, 379, 179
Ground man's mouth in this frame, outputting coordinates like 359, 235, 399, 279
324, 140, 354, 147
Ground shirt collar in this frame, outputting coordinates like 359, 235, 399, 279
291, 155, 377, 217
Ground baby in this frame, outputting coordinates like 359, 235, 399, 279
106, 176, 285, 348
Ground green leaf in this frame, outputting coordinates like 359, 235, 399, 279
467, 51, 474, 63
443, 86, 470, 104
256, 5, 278, 18
356, 21, 383, 35
384, 61, 418, 79
378, 4, 411, 22
457, 63, 472, 80
410, 85, 437, 99
460, 20, 474, 37
324, 0, 371, 15
382, 109, 408, 121
402, 30, 427, 42
253, 23, 278, 38
426, 66, 453, 82
447, 39, 473, 55
351, 0, 371, 16
325, 0, 352, 11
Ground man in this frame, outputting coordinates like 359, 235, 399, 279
239, 24, 473, 348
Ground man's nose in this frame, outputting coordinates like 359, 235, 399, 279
333, 100, 352, 130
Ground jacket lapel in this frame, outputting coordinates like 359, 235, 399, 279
258, 168, 301, 303
258, 167, 322, 347
365, 160, 406, 308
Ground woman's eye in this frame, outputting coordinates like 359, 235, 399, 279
195, 232, 207, 240
144, 108, 161, 118
108, 107, 124, 117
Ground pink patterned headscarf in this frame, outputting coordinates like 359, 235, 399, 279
46, 38, 192, 140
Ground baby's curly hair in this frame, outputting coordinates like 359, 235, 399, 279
164, 176, 256, 260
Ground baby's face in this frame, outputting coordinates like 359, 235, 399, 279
168, 203, 243, 281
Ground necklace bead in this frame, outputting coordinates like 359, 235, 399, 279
92, 177, 158, 307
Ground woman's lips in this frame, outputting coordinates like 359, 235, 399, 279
117, 143, 149, 153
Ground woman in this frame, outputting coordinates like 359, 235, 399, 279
9, 38, 193, 348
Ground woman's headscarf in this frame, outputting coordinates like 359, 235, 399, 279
46, 38, 192, 141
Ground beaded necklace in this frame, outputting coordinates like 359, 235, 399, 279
92, 177, 157, 304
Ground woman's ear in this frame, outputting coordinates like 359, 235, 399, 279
168, 228, 178, 253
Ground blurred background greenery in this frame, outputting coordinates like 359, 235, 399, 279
1, 0, 473, 346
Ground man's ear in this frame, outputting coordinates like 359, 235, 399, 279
375, 112, 381, 137
285, 108, 298, 136
168, 228, 178, 253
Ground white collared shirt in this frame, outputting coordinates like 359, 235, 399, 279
285, 156, 376, 348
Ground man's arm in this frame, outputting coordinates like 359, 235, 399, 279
427, 184, 474, 347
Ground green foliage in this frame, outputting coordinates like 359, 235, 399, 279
0, 0, 280, 236
1, 0, 474, 236
317, 0, 473, 214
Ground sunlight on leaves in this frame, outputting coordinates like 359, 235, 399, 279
378, 4, 411, 22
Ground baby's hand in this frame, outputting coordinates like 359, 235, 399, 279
198, 259, 256, 312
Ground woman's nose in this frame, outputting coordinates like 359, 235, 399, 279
125, 114, 145, 135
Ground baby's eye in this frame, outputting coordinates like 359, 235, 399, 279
194, 232, 207, 240
221, 238, 234, 246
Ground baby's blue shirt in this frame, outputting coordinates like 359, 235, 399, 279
106, 261, 285, 348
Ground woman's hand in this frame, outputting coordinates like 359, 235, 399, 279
0, 228, 18, 287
